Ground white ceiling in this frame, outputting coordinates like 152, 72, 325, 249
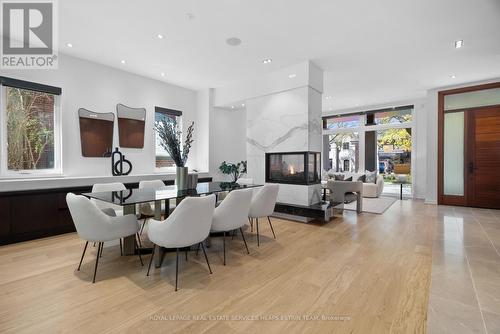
59, 0, 500, 111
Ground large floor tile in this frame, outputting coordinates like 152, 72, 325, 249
465, 245, 500, 263
483, 310, 500, 333
473, 279, 500, 315
468, 258, 500, 282
427, 294, 485, 334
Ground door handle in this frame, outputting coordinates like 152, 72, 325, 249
469, 162, 474, 174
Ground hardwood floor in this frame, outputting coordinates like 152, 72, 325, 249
0, 200, 436, 333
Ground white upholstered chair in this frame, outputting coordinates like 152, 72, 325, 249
138, 180, 173, 234
91, 182, 126, 216
146, 194, 216, 291
248, 184, 279, 246
210, 188, 253, 265
91, 182, 129, 252
236, 177, 254, 185
66, 193, 143, 283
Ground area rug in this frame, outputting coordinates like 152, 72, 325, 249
343, 196, 398, 214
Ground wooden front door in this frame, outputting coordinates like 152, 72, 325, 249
467, 106, 500, 208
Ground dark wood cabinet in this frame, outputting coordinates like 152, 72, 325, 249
0, 177, 212, 245
0, 198, 11, 238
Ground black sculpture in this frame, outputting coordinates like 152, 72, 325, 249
111, 147, 132, 176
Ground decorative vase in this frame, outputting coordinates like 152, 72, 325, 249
187, 173, 198, 189
176, 166, 189, 190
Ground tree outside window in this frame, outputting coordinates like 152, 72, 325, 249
6, 87, 55, 171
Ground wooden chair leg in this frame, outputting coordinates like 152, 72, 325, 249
135, 236, 144, 266
240, 228, 249, 254
256, 218, 260, 246
92, 242, 102, 283
175, 248, 179, 291
77, 241, 88, 271
200, 242, 212, 274
147, 244, 156, 276
267, 216, 276, 239
140, 217, 147, 235
223, 231, 226, 265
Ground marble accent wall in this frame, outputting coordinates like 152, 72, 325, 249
246, 86, 322, 206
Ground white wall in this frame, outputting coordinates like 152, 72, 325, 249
0, 53, 204, 178
195, 88, 211, 173
209, 107, 247, 181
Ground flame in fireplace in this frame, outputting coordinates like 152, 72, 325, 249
289, 164, 295, 175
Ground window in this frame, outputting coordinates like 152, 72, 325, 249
327, 132, 359, 172
367, 106, 413, 125
323, 114, 361, 130
155, 107, 182, 169
0, 77, 61, 176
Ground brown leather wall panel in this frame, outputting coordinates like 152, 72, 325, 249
78, 108, 114, 157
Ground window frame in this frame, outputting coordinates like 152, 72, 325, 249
154, 106, 182, 174
0, 77, 62, 178
322, 104, 416, 196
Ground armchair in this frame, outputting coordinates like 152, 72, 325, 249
326, 180, 363, 213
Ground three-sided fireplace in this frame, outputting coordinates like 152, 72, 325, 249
265, 151, 321, 185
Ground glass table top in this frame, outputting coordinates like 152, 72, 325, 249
82, 181, 262, 206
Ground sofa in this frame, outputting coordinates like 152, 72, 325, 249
323, 171, 384, 198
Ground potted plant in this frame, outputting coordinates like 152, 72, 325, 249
155, 119, 194, 190
219, 160, 247, 183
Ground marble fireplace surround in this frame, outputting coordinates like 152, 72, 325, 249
246, 86, 323, 206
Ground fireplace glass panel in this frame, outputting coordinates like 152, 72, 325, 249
266, 151, 320, 185
268, 154, 305, 183
308, 153, 315, 182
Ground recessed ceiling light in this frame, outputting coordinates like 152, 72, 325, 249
241, 103, 245, 107
455, 40, 464, 49
120, 60, 126, 64
157, 34, 164, 39
451, 74, 456, 79
325, 96, 332, 100
226, 37, 242, 46
186, 13, 195, 20
262, 58, 272, 64
288, 73, 296, 79
65, 43, 73, 48
161, 72, 165, 77
231, 105, 235, 109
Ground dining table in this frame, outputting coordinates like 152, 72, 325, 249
83, 181, 262, 267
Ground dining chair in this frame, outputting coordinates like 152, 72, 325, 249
236, 177, 254, 185
91, 182, 126, 216
146, 194, 216, 291
66, 193, 143, 283
91, 182, 131, 253
248, 184, 279, 246
210, 188, 253, 265
138, 180, 174, 235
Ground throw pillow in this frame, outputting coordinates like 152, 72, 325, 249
333, 174, 345, 181
344, 176, 353, 181
365, 170, 377, 184
357, 174, 366, 182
